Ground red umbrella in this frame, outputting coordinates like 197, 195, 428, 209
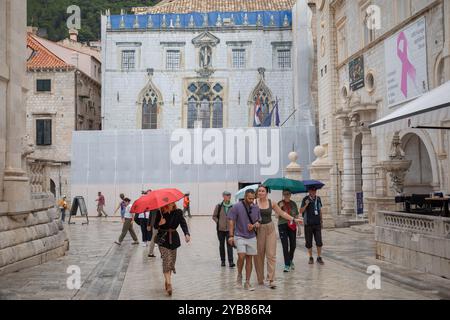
130, 188, 184, 214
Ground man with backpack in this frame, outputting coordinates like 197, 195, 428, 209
183, 193, 191, 218
212, 191, 235, 268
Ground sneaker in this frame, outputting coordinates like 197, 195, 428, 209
229, 263, 236, 268
308, 257, 314, 264
114, 241, 121, 246
141, 242, 147, 247
290, 262, 295, 270
283, 265, 290, 272
132, 241, 139, 245
268, 281, 277, 289
221, 261, 226, 267
236, 274, 243, 288
244, 282, 255, 291
317, 257, 324, 265
148, 254, 156, 258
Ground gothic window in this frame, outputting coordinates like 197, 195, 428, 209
254, 88, 272, 125
186, 82, 224, 129
250, 76, 274, 126
141, 88, 159, 129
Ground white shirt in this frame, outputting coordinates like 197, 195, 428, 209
138, 212, 149, 219
124, 204, 133, 219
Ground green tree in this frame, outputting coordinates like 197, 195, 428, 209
27, 0, 160, 42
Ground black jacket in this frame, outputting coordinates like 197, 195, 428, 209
154, 209, 190, 250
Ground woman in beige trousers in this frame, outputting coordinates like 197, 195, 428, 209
255, 185, 301, 289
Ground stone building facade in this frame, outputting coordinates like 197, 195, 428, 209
312, 0, 450, 222
101, 0, 313, 131
26, 32, 102, 202
0, 0, 68, 276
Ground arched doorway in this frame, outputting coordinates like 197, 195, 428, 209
402, 133, 433, 194
50, 179, 56, 198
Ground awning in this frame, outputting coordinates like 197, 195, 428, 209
369, 81, 450, 135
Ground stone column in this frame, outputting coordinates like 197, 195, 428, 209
309, 146, 335, 228
3, 0, 31, 207
361, 128, 376, 216
284, 151, 303, 205
341, 128, 355, 215
444, 0, 450, 81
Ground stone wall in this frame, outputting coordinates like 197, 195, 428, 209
375, 211, 450, 278
0, 0, 68, 275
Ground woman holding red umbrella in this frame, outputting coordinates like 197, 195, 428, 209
154, 202, 190, 296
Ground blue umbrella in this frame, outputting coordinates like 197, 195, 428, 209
302, 180, 325, 190
235, 184, 259, 201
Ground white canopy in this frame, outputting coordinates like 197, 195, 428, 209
370, 81, 450, 135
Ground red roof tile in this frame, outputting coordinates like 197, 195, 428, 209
132, 0, 296, 14
27, 34, 73, 70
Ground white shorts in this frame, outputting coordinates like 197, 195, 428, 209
235, 236, 257, 256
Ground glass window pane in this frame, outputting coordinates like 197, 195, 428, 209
122, 50, 135, 70
232, 49, 246, 68
187, 97, 197, 129
166, 50, 181, 70
212, 98, 223, 128
277, 49, 291, 69
200, 99, 210, 128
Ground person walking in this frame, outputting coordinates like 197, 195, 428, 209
182, 193, 191, 218
139, 211, 152, 247
212, 191, 235, 268
154, 202, 190, 296
227, 189, 261, 291
96, 192, 108, 217
299, 187, 324, 265
147, 209, 160, 258
58, 195, 68, 222
114, 198, 139, 245
254, 185, 301, 289
278, 190, 300, 272
114, 193, 127, 221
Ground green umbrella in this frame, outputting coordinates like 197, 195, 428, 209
263, 178, 307, 193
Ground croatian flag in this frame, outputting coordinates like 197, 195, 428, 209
254, 97, 262, 127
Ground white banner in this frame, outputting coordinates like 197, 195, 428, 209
385, 17, 428, 107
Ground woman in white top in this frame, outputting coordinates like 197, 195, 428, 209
114, 198, 139, 245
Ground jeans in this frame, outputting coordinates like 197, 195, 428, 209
217, 231, 234, 264
278, 223, 297, 266
139, 218, 152, 242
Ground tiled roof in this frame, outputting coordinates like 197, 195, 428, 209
27, 34, 73, 70
132, 0, 296, 14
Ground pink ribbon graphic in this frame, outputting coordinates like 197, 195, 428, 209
397, 31, 416, 98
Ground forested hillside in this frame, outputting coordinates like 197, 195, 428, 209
27, 0, 160, 42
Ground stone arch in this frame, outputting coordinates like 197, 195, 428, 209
248, 78, 274, 126
136, 78, 163, 129
400, 130, 439, 193
50, 179, 56, 198
433, 52, 446, 87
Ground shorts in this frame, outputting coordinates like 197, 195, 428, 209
304, 224, 323, 249
235, 236, 257, 256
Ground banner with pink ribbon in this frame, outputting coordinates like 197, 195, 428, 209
385, 17, 428, 107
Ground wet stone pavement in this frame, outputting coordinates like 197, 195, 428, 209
0, 217, 448, 300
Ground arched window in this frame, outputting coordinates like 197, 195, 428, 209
142, 91, 158, 129
138, 79, 162, 130
250, 78, 273, 126
185, 82, 224, 128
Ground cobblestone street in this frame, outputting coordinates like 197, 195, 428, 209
0, 217, 449, 300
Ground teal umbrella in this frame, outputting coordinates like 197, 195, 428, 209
235, 184, 259, 201
263, 178, 307, 193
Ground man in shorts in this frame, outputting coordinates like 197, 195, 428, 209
228, 189, 261, 291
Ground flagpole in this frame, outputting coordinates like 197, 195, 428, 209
280, 109, 298, 127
